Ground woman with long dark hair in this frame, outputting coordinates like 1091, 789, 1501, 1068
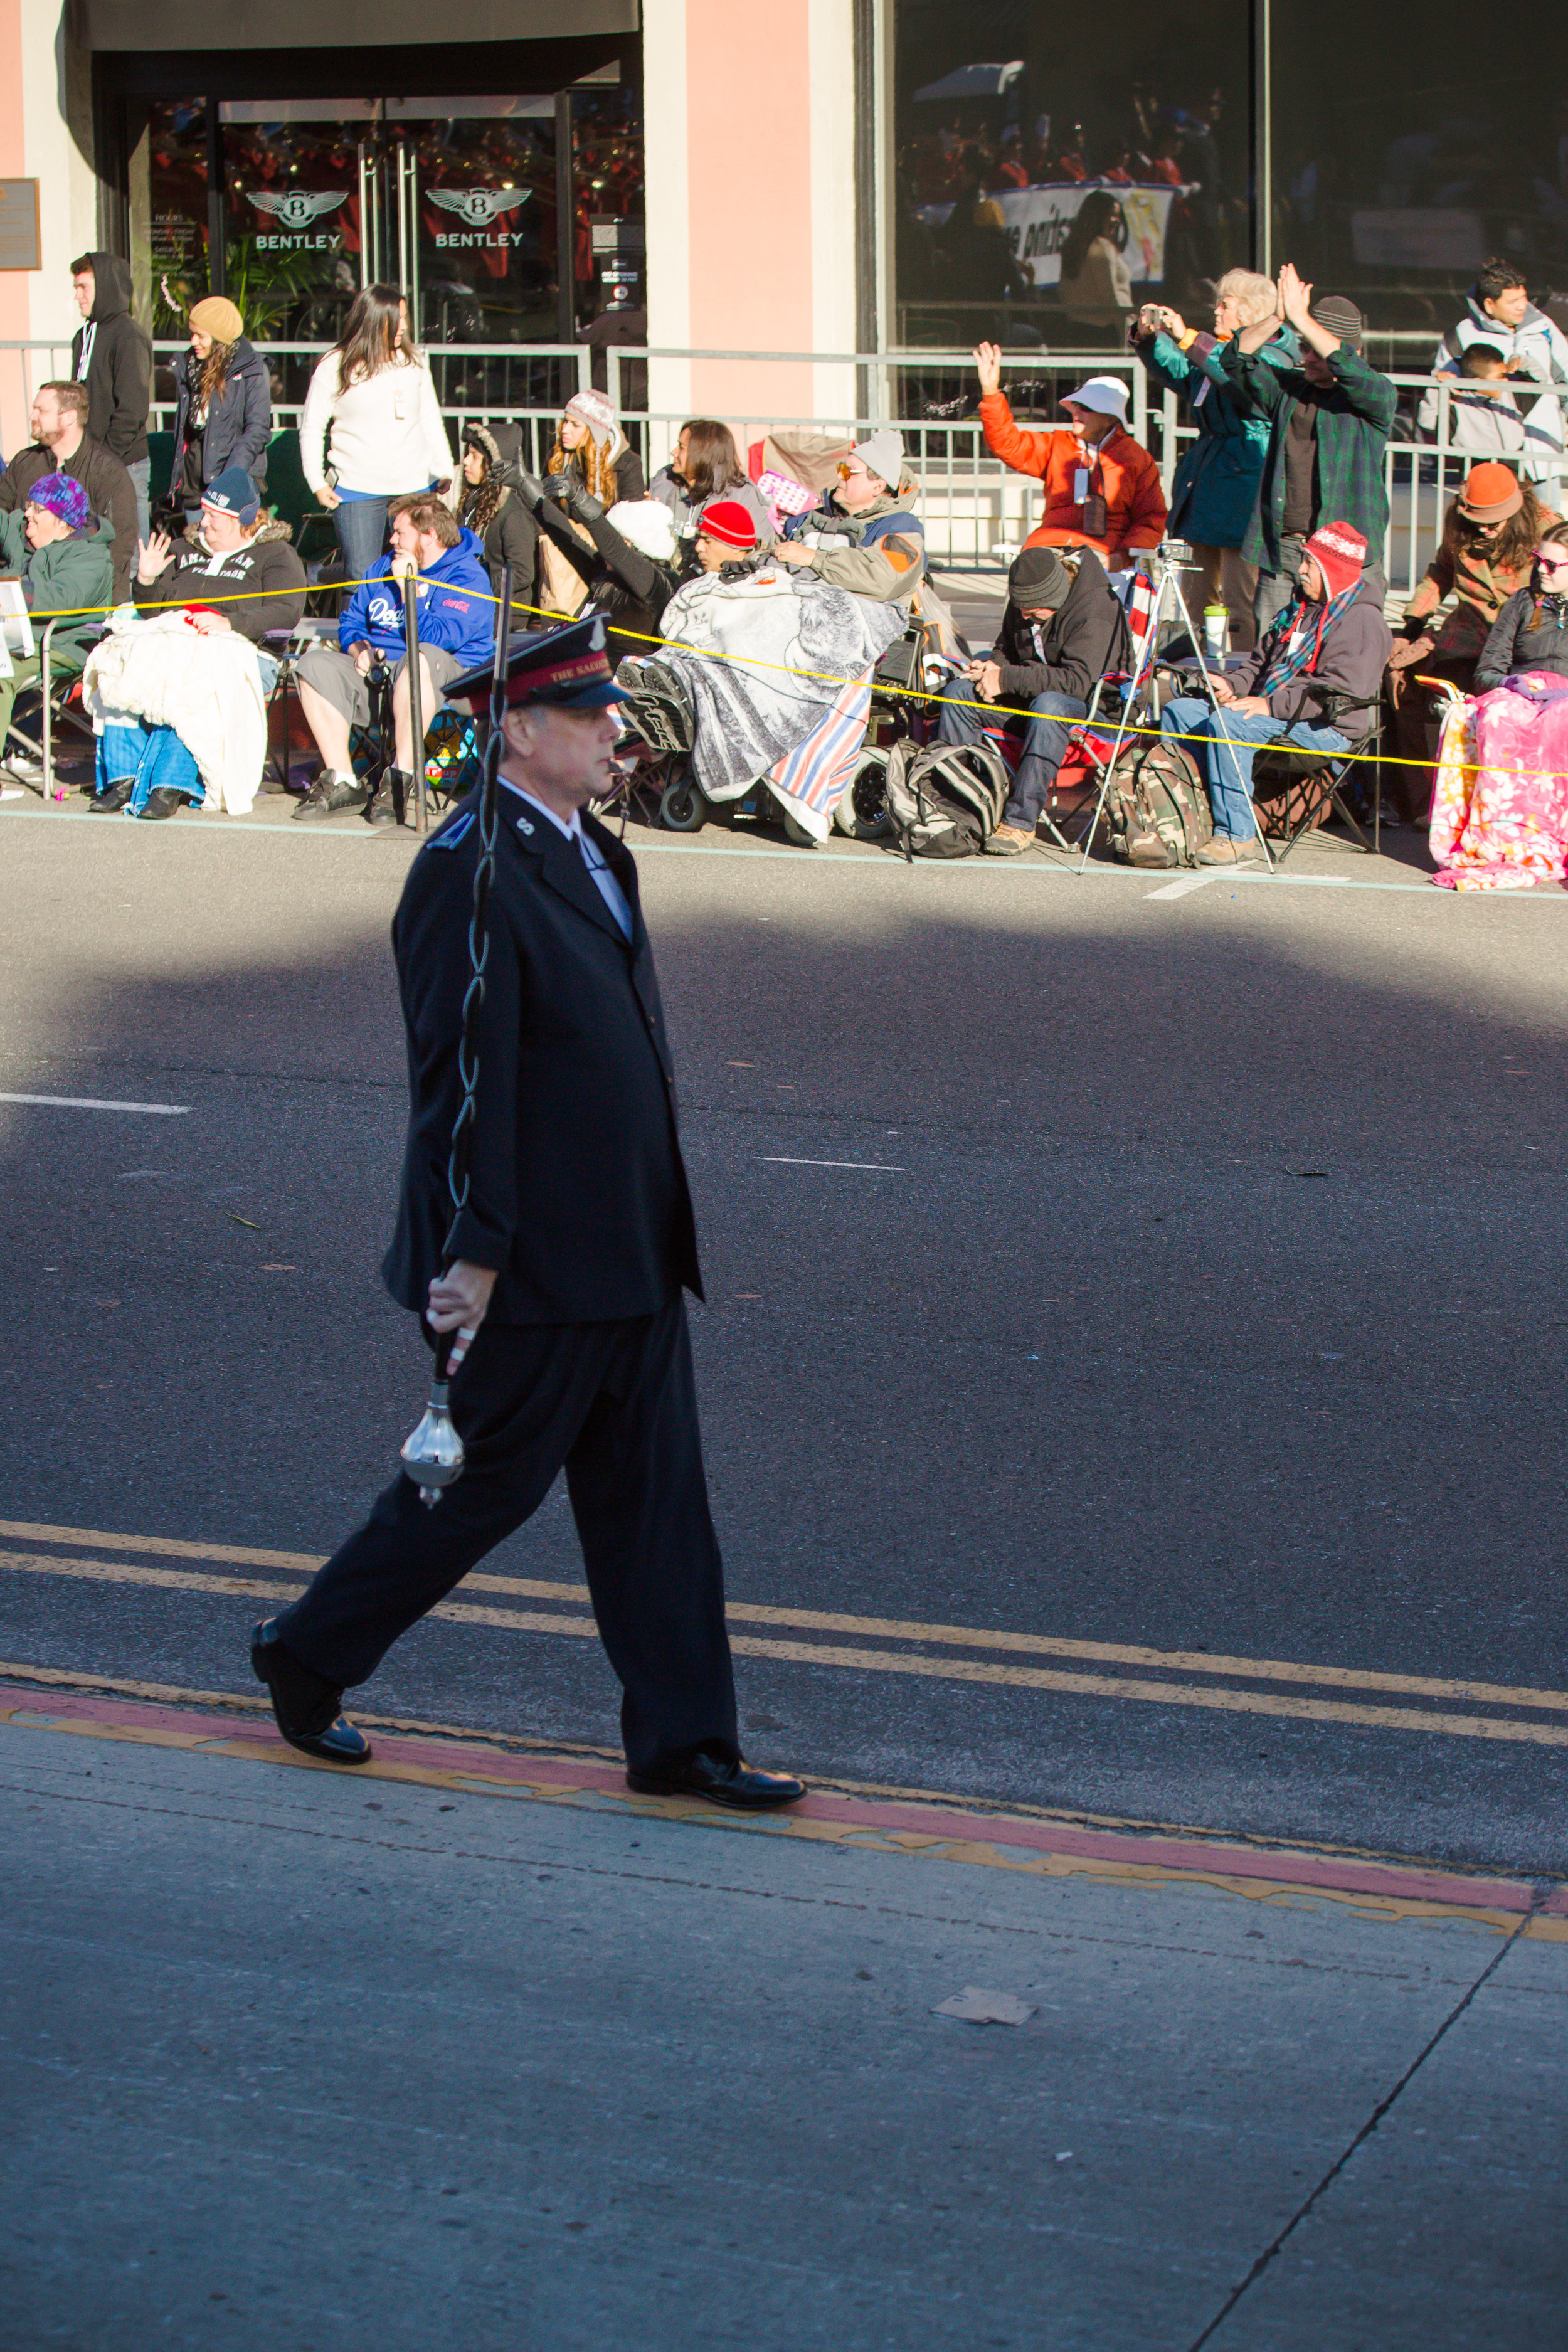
167, 297, 271, 517
298, 285, 454, 584
649, 418, 772, 546
1056, 192, 1133, 341
455, 421, 537, 625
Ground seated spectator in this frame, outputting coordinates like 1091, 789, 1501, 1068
166, 297, 272, 520
1431, 525, 1568, 890
0, 473, 115, 793
649, 420, 772, 548
1430, 259, 1568, 492
772, 432, 926, 603
1221, 266, 1399, 635
618, 512, 909, 839
85, 467, 305, 819
1132, 273, 1296, 650
292, 495, 491, 829
1056, 192, 1133, 341
0, 379, 137, 603
455, 423, 538, 628
935, 543, 1133, 856
973, 344, 1167, 572
1385, 465, 1559, 824
1416, 344, 1534, 466
1158, 520, 1392, 864
531, 388, 646, 619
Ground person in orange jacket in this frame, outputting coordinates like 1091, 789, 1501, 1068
973, 341, 1168, 571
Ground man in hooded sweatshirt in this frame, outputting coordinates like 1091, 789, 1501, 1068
1157, 519, 1392, 863
1429, 258, 1568, 497
0, 380, 138, 605
70, 253, 154, 543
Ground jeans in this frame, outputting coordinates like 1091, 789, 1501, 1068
936, 679, 1088, 827
98, 716, 203, 810
332, 497, 390, 584
1160, 695, 1348, 840
126, 457, 151, 549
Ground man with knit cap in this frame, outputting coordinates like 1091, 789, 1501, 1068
70, 253, 153, 543
935, 541, 1132, 853
1158, 519, 1392, 862
1221, 264, 1399, 635
0, 380, 138, 604
774, 430, 924, 601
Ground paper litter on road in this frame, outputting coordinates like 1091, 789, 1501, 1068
932, 1986, 1036, 2025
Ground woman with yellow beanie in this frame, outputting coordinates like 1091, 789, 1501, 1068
166, 295, 273, 521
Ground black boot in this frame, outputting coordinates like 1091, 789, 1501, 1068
250, 1619, 371, 1764
132, 786, 188, 821
87, 777, 136, 813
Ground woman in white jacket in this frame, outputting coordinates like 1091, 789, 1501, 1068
299, 284, 455, 584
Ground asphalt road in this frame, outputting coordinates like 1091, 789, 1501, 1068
3, 797, 1566, 1875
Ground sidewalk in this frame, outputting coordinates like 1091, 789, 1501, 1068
3, 1681, 1563, 2348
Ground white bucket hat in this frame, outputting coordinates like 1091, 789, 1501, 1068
1061, 376, 1130, 421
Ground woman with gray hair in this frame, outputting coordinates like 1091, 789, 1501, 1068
1131, 270, 1297, 649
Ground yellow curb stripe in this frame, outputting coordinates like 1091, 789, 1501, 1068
4, 1547, 1567, 1747
4, 1523, 1565, 1715
4, 1695, 1555, 1939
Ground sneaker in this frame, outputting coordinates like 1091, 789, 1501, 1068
291, 770, 368, 823
983, 822, 1036, 856
5, 753, 45, 787
365, 768, 411, 829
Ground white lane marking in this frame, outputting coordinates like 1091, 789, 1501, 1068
760, 1156, 908, 1172
0, 1093, 189, 1115
1143, 872, 1227, 900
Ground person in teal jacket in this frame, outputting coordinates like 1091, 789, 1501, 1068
0, 470, 114, 788
1131, 270, 1298, 650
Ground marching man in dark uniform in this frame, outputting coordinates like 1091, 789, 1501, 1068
250, 615, 805, 1811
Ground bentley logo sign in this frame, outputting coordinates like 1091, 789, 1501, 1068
428, 186, 532, 248
246, 188, 347, 250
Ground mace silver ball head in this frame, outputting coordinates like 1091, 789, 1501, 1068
401, 1379, 465, 1508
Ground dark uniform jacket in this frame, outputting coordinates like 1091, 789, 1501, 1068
990, 546, 1133, 704
382, 792, 701, 1325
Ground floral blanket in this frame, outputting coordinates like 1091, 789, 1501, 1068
1429, 673, 1568, 890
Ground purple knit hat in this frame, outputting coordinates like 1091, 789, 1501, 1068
28, 472, 89, 531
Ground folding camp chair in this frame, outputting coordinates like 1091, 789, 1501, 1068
6, 617, 105, 800
1251, 686, 1382, 862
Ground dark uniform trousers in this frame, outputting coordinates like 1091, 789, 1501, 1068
275, 1295, 739, 1775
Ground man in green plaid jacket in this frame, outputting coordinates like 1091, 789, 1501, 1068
1221, 262, 1399, 636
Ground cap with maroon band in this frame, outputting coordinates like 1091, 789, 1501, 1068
445, 612, 630, 714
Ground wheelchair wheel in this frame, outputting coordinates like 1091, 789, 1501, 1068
780, 808, 818, 848
832, 748, 892, 840
659, 773, 711, 833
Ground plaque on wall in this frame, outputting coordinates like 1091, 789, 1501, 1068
0, 182, 41, 272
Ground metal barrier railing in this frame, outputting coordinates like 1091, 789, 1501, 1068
2, 338, 1562, 604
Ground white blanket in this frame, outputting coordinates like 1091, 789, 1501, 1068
82, 611, 268, 815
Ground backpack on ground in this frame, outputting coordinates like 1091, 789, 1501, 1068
1099, 734, 1214, 869
883, 735, 1010, 860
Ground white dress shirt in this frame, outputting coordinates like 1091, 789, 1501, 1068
501, 779, 633, 942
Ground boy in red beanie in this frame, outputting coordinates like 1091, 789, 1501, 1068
1158, 519, 1392, 861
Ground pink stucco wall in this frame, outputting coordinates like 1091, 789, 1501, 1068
684, 0, 815, 425
0, 0, 33, 453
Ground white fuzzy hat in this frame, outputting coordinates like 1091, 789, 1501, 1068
606, 499, 679, 565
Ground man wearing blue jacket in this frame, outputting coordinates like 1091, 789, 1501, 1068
294, 495, 493, 826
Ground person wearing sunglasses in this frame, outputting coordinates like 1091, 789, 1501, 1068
771, 431, 925, 603
1431, 522, 1568, 888
1473, 524, 1568, 691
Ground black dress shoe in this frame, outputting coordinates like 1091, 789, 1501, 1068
133, 786, 188, 821
250, 1618, 371, 1765
88, 778, 135, 813
626, 1746, 805, 1810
